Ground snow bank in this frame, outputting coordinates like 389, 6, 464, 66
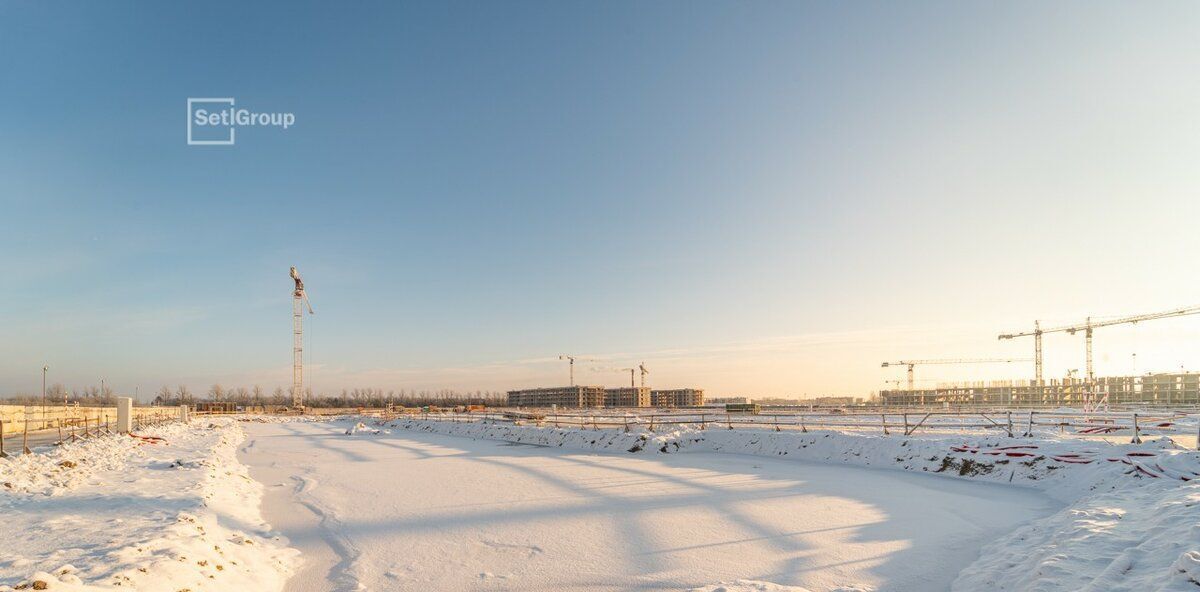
384, 418, 1200, 591
690, 581, 869, 592
0, 419, 298, 591
957, 481, 1200, 591
385, 418, 1198, 502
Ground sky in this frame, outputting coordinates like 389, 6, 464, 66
3, 1, 1200, 400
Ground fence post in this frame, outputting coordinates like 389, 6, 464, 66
0, 419, 6, 457
881, 414, 889, 435
727, 414, 733, 430
1006, 411, 1013, 437
1025, 411, 1034, 438
648, 416, 655, 432
700, 414, 707, 430
22, 417, 31, 454
1131, 412, 1142, 444
624, 416, 629, 433
800, 414, 807, 433
902, 413, 909, 436
774, 415, 780, 432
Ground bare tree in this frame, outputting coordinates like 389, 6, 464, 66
230, 386, 249, 404
176, 385, 193, 405
154, 385, 173, 405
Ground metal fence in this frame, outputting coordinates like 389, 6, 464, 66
0, 408, 182, 457
376, 408, 1200, 450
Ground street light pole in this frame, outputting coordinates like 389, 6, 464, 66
42, 365, 49, 429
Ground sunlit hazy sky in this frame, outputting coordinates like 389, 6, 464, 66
3, 2, 1200, 399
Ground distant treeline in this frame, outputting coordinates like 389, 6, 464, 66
151, 385, 507, 408
1, 384, 508, 408
1, 384, 117, 406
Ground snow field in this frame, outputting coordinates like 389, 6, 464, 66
0, 419, 297, 591
4, 413, 1197, 591
243, 419, 1056, 591
384, 417, 1200, 591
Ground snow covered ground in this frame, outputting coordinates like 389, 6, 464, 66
382, 417, 1200, 591
0, 419, 297, 592
239, 420, 1056, 591
3, 415, 1197, 591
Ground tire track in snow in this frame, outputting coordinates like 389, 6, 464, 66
291, 471, 364, 592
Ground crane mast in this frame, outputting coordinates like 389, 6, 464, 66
291, 267, 314, 408
559, 355, 598, 386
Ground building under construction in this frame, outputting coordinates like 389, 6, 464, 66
604, 387, 650, 407
650, 388, 705, 407
507, 385, 705, 408
881, 372, 1200, 407
507, 386, 605, 408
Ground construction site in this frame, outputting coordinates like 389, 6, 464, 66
505, 386, 705, 409
881, 305, 1200, 409
881, 373, 1200, 408
498, 356, 705, 409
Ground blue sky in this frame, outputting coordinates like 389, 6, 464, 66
3, 2, 1200, 399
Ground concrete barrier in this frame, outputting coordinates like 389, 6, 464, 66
116, 398, 132, 434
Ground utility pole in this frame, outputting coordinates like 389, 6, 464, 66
41, 365, 48, 429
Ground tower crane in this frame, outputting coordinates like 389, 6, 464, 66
290, 267, 314, 408
999, 304, 1200, 385
638, 362, 649, 388
620, 368, 636, 388
559, 355, 598, 386
881, 358, 1032, 391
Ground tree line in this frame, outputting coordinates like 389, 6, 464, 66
1, 384, 116, 406
151, 385, 507, 408
2, 384, 507, 408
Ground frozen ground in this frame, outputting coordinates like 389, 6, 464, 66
239, 420, 1057, 592
3, 416, 1197, 591
0, 419, 296, 591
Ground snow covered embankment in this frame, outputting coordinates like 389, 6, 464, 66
0, 419, 298, 592
385, 418, 1200, 591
